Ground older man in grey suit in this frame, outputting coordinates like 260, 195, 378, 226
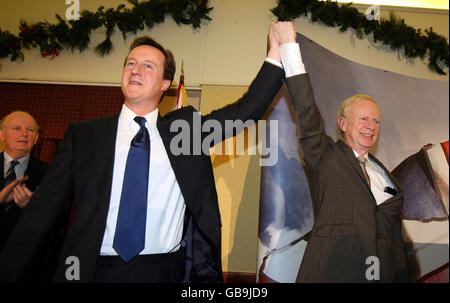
272, 22, 410, 282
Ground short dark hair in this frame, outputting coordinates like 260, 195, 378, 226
125, 36, 176, 83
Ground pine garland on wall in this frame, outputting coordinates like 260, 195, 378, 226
1, 0, 448, 75
0, 0, 213, 63
271, 0, 449, 75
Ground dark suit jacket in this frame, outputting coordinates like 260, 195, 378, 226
0, 152, 58, 282
0, 62, 284, 282
284, 74, 410, 282
0, 152, 48, 252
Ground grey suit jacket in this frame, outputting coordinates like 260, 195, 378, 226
284, 74, 410, 282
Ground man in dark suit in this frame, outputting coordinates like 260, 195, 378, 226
0, 111, 48, 252
0, 23, 291, 282
0, 112, 60, 282
272, 23, 410, 282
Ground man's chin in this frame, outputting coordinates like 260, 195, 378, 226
359, 137, 377, 147
123, 93, 145, 104
15, 145, 31, 152
9, 150, 30, 159
122, 85, 144, 96
360, 143, 376, 153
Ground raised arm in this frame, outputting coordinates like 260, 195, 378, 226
276, 26, 329, 170
200, 23, 288, 142
285, 73, 329, 170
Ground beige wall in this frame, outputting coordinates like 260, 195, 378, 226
0, 0, 448, 273
201, 85, 263, 273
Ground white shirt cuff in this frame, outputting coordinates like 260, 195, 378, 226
280, 42, 306, 77
265, 57, 283, 69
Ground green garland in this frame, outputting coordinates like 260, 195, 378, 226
272, 0, 449, 75
0, 0, 213, 62
1, 0, 448, 75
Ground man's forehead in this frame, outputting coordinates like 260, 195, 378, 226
5, 112, 37, 126
350, 100, 380, 114
127, 45, 165, 61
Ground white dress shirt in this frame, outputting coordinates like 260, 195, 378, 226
353, 151, 397, 205
3, 151, 29, 179
100, 104, 186, 255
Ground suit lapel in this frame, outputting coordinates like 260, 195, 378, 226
336, 141, 404, 205
157, 113, 172, 149
157, 111, 186, 172
336, 140, 371, 190
157, 111, 194, 208
157, 113, 185, 185
24, 156, 39, 190
92, 115, 119, 211
24, 156, 38, 180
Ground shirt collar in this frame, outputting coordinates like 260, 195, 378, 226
3, 151, 30, 172
352, 149, 369, 161
120, 104, 159, 134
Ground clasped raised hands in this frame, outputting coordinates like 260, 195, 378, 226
267, 21, 297, 62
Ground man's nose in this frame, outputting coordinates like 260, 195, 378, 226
19, 129, 28, 137
131, 64, 142, 75
367, 121, 377, 130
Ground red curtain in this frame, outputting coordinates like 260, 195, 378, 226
1, 82, 125, 162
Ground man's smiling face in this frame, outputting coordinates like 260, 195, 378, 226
121, 45, 171, 112
338, 99, 381, 156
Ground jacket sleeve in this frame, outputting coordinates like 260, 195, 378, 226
200, 62, 285, 144
284, 73, 331, 171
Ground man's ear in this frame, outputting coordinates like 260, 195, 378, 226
33, 133, 39, 145
161, 79, 171, 93
337, 116, 347, 133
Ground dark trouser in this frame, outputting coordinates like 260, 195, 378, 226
93, 251, 185, 283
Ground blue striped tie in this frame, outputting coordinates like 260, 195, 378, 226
113, 116, 150, 262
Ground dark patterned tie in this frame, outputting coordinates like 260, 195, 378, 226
113, 117, 150, 262
4, 160, 19, 187
2, 160, 19, 212
358, 156, 371, 188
